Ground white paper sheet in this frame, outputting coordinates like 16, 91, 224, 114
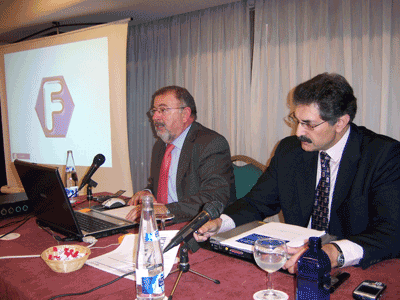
221, 222, 325, 252
85, 230, 179, 281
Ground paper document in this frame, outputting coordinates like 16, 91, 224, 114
221, 222, 325, 252
85, 230, 179, 281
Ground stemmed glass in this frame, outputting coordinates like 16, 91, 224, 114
156, 213, 174, 230
253, 238, 288, 300
153, 203, 174, 230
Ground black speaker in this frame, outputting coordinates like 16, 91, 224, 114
0, 192, 32, 219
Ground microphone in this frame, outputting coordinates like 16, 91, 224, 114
78, 154, 106, 191
163, 201, 223, 253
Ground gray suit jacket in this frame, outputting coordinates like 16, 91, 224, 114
224, 123, 400, 269
146, 122, 236, 222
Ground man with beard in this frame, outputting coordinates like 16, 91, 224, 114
126, 86, 235, 223
195, 73, 400, 272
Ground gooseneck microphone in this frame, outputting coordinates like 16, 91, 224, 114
163, 201, 224, 253
78, 154, 106, 191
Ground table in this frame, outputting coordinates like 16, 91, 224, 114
1, 200, 400, 299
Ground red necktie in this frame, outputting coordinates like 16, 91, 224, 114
157, 144, 175, 204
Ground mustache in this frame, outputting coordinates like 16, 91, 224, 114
154, 121, 165, 128
297, 135, 312, 143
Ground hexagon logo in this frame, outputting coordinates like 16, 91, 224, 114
35, 76, 74, 137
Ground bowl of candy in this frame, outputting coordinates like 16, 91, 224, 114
41, 245, 91, 273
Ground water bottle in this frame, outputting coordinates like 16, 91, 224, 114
296, 236, 331, 300
65, 150, 79, 200
136, 195, 165, 300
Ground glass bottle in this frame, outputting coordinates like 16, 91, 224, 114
296, 236, 331, 300
136, 195, 165, 300
65, 150, 79, 200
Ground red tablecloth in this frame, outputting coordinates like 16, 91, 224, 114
1, 198, 400, 299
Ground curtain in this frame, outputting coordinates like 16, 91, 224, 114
127, 1, 251, 192
127, 0, 400, 193
251, 0, 400, 164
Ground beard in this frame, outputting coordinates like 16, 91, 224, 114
155, 122, 173, 143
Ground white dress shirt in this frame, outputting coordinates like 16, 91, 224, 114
309, 127, 363, 267
167, 124, 192, 203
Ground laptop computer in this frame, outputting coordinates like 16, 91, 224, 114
209, 221, 266, 260
209, 220, 328, 261
14, 159, 137, 241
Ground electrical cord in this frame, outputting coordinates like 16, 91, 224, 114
37, 225, 62, 244
82, 236, 98, 248
2, 216, 133, 298
90, 243, 120, 249
0, 214, 33, 239
0, 216, 29, 229
47, 270, 135, 300
0, 254, 41, 259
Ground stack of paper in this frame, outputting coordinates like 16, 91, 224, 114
85, 230, 179, 281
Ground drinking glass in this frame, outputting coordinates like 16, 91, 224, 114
253, 238, 288, 300
156, 213, 174, 230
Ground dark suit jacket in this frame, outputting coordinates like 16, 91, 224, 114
146, 121, 236, 222
224, 123, 400, 269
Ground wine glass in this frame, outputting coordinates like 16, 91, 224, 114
153, 203, 174, 230
253, 237, 288, 300
156, 213, 174, 230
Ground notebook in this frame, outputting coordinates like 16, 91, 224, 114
209, 220, 327, 261
14, 159, 137, 241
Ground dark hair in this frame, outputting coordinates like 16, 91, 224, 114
152, 86, 197, 120
293, 73, 357, 124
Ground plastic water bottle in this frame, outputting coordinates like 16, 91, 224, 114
136, 195, 165, 300
296, 236, 331, 300
65, 150, 79, 200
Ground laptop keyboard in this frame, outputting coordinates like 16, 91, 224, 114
75, 212, 116, 232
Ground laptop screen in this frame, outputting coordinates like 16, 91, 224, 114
14, 160, 82, 236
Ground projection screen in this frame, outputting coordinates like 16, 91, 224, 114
0, 19, 133, 196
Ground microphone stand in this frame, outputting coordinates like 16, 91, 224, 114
168, 238, 220, 300
86, 179, 98, 208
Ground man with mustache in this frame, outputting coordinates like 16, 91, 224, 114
126, 86, 235, 223
195, 73, 400, 272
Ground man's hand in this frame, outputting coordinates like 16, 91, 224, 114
282, 245, 308, 274
125, 201, 169, 223
193, 218, 223, 242
127, 190, 153, 206
125, 206, 140, 222
282, 243, 341, 274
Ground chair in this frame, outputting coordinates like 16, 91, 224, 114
231, 155, 283, 223
231, 155, 266, 199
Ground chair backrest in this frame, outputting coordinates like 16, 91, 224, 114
231, 155, 266, 199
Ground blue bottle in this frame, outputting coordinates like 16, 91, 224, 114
296, 236, 331, 300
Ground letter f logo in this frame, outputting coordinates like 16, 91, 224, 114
35, 76, 74, 137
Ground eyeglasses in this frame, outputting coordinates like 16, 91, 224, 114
288, 112, 327, 130
148, 106, 186, 117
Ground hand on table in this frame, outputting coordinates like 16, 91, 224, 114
125, 190, 169, 222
